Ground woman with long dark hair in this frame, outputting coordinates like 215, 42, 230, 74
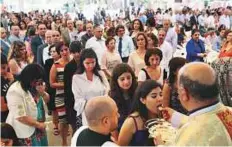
72, 48, 110, 126
130, 19, 144, 45
109, 63, 138, 129
117, 80, 163, 146
162, 57, 188, 114
128, 32, 147, 77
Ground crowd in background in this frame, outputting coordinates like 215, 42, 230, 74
1, 5, 232, 146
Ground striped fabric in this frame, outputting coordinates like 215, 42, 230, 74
54, 61, 67, 124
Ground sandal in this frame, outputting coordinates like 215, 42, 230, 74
53, 127, 60, 136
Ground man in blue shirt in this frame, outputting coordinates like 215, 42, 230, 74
186, 29, 207, 62
114, 25, 135, 63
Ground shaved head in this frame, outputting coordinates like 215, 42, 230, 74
179, 62, 216, 85
85, 96, 117, 126
45, 30, 53, 36
178, 62, 219, 101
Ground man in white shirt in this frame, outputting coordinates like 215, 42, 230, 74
219, 9, 231, 29
158, 29, 173, 78
163, 19, 177, 54
61, 19, 77, 45
42, 30, 61, 64
85, 25, 107, 65
37, 30, 53, 65
156, 11, 163, 28
76, 20, 86, 41
114, 25, 135, 63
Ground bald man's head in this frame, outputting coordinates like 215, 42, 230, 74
67, 20, 74, 30
178, 62, 219, 101
85, 96, 118, 127
0, 27, 7, 39
163, 19, 171, 31
45, 30, 53, 44
51, 30, 61, 44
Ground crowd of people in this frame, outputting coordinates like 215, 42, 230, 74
1, 5, 232, 146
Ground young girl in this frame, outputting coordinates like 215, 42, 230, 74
118, 80, 163, 146
109, 63, 138, 130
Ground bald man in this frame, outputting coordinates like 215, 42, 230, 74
71, 96, 119, 146
75, 20, 86, 41
163, 19, 177, 54
158, 28, 173, 78
158, 62, 232, 145
61, 19, 78, 45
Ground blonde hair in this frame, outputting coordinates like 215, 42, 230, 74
8, 41, 30, 64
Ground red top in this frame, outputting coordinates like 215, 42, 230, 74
219, 47, 232, 58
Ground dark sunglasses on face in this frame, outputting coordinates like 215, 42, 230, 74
32, 79, 44, 86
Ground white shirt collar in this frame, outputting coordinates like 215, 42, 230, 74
190, 102, 221, 117
94, 36, 104, 41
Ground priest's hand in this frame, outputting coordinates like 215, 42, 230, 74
159, 107, 175, 122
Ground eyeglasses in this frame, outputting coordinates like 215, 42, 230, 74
32, 79, 44, 86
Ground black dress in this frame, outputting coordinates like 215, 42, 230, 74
64, 59, 79, 131
44, 58, 56, 111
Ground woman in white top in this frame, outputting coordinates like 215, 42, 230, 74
138, 48, 164, 85
128, 32, 147, 77
6, 64, 49, 146
72, 48, 110, 126
101, 37, 122, 78
8, 41, 32, 77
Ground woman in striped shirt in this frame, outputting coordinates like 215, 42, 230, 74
50, 42, 71, 146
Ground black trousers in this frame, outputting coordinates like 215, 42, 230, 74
122, 57, 129, 63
